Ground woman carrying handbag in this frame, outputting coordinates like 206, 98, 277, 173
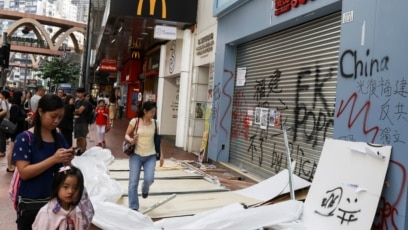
124, 101, 163, 211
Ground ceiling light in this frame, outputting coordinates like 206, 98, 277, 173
111, 38, 116, 43
141, 32, 148, 36
118, 26, 122, 33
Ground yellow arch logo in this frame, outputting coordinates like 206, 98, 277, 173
131, 50, 141, 59
137, 0, 167, 19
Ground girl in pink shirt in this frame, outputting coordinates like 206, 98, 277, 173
32, 166, 85, 230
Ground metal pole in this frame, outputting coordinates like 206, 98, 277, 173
0, 32, 8, 89
84, 2, 93, 91
282, 124, 295, 200
24, 54, 28, 87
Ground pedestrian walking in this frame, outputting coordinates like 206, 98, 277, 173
6, 91, 27, 173
23, 90, 32, 113
108, 96, 116, 127
58, 95, 75, 147
0, 90, 10, 158
12, 94, 75, 230
30, 85, 45, 113
95, 99, 109, 148
32, 166, 85, 230
124, 101, 163, 211
117, 97, 124, 119
73, 88, 90, 154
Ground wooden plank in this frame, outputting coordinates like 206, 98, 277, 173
108, 159, 183, 171
118, 179, 227, 196
117, 191, 262, 219
109, 170, 203, 180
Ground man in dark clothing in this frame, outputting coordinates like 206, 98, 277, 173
74, 88, 90, 154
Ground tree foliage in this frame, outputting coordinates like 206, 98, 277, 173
35, 57, 80, 84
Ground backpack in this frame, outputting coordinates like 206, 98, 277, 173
86, 102, 96, 125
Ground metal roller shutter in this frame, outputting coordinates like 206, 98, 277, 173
231, 12, 341, 181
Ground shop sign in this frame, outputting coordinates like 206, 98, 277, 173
27, 79, 37, 86
99, 59, 117, 72
275, 0, 315, 16
154, 25, 177, 40
110, 0, 198, 24
196, 33, 214, 58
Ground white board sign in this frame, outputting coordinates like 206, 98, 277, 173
154, 25, 177, 40
302, 138, 392, 230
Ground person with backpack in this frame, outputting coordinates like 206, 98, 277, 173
6, 91, 27, 173
73, 88, 90, 155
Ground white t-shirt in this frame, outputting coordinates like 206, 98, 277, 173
30, 94, 41, 112
0, 99, 9, 118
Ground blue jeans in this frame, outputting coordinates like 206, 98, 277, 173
128, 153, 156, 210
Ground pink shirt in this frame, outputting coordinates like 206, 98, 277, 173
32, 198, 83, 230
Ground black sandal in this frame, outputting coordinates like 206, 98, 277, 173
6, 168, 15, 173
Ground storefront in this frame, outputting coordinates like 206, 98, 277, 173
212, 0, 408, 228
211, 0, 341, 174
230, 12, 341, 179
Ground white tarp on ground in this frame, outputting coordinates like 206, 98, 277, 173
154, 201, 305, 230
72, 147, 306, 230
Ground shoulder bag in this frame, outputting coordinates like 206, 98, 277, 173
122, 118, 139, 156
0, 117, 17, 134
154, 119, 161, 160
0, 101, 15, 134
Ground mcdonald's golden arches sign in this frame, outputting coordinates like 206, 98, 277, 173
109, 0, 198, 24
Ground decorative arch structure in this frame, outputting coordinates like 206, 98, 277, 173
1, 15, 86, 67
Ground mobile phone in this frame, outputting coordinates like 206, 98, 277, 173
73, 147, 82, 156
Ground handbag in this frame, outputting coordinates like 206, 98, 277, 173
122, 118, 139, 156
154, 119, 161, 160
0, 117, 17, 134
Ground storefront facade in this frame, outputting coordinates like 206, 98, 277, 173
211, 0, 408, 228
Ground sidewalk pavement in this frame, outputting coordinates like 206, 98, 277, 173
0, 118, 254, 229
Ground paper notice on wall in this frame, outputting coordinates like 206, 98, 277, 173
236, 67, 246, 86
260, 108, 269, 129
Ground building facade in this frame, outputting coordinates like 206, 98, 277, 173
209, 0, 408, 228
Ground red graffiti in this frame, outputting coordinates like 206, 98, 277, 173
336, 92, 379, 142
232, 89, 250, 140
231, 109, 245, 138
373, 160, 406, 230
